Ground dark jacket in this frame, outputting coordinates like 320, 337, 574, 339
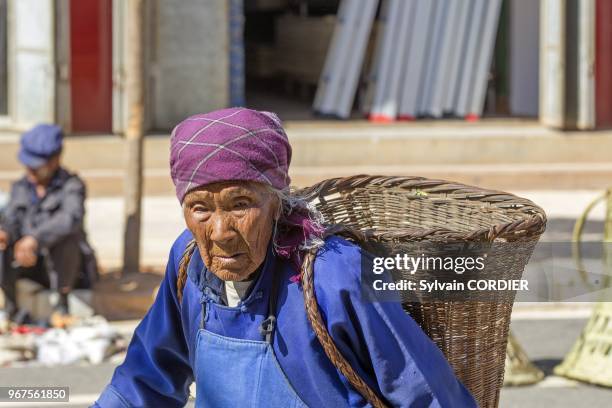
0, 168, 98, 287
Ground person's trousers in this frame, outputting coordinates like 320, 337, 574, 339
0, 236, 81, 316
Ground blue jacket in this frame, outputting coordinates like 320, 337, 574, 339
95, 230, 477, 407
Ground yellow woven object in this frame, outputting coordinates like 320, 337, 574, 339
554, 189, 612, 386
554, 303, 612, 386
503, 332, 544, 386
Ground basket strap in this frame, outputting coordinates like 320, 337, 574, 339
301, 245, 389, 408
177, 239, 197, 304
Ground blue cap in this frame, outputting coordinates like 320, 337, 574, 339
18, 124, 64, 168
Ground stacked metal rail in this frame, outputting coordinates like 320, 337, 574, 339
313, 0, 379, 119
314, 0, 502, 121
389, 0, 502, 121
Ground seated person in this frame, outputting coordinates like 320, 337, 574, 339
0, 124, 97, 323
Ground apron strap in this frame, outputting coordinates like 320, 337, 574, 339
200, 301, 207, 330
259, 260, 281, 344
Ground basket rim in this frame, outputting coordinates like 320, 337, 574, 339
297, 174, 547, 242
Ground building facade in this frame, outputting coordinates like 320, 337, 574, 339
0, 0, 610, 136
0, 0, 229, 134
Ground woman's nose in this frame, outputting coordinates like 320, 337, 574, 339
209, 212, 235, 243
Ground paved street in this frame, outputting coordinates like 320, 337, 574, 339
0, 315, 609, 407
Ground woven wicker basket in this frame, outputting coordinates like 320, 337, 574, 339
298, 175, 547, 408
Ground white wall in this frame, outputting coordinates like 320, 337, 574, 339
10, 0, 55, 127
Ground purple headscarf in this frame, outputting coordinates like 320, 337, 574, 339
170, 108, 291, 201
170, 107, 324, 273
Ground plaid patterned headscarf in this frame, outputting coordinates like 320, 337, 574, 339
170, 107, 292, 202
170, 107, 323, 272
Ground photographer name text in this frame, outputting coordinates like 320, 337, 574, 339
372, 279, 529, 292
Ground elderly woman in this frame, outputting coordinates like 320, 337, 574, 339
94, 108, 476, 408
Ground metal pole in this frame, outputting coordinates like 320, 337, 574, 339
443, 0, 472, 113
369, 0, 403, 120
467, 0, 503, 118
383, 0, 415, 120
577, 0, 596, 130
370, 0, 415, 121
313, 0, 357, 115
398, 0, 434, 120
539, 0, 566, 128
455, 0, 487, 117
123, 0, 145, 275
313, 0, 378, 118
420, 0, 447, 116
335, 0, 378, 119
360, 0, 389, 116
430, 0, 461, 117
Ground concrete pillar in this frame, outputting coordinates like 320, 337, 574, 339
146, 0, 230, 130
540, 0, 596, 129
539, 0, 566, 128
576, 0, 595, 129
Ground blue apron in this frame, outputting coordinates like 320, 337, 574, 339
194, 263, 308, 408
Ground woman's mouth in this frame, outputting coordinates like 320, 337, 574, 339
213, 253, 246, 265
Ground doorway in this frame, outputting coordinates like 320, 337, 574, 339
70, 0, 112, 133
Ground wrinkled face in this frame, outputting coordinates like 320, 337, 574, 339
183, 181, 279, 281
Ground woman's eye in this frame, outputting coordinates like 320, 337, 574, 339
193, 205, 210, 214
233, 201, 249, 210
